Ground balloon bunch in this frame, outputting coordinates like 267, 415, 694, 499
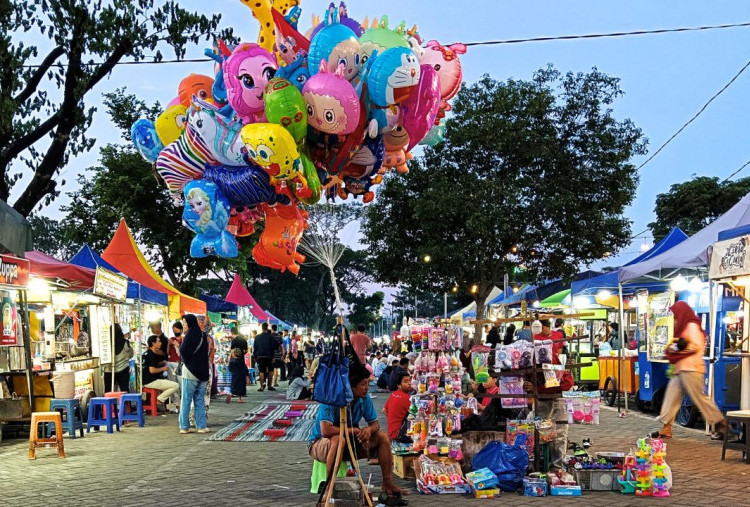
131, 0, 466, 272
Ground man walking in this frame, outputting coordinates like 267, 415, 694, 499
350, 325, 371, 366
253, 323, 276, 391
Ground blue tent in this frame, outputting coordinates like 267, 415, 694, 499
198, 294, 237, 314
265, 310, 292, 330
496, 271, 602, 306
571, 227, 688, 295
69, 244, 168, 306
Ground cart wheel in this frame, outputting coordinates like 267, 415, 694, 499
676, 396, 699, 428
651, 387, 666, 415
634, 389, 651, 413
603, 377, 618, 407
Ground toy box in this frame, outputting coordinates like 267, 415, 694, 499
472, 487, 501, 499
465, 468, 499, 490
393, 454, 417, 479
414, 456, 472, 495
550, 485, 582, 496
523, 477, 548, 497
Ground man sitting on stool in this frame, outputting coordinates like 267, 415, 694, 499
142, 335, 180, 412
308, 364, 409, 499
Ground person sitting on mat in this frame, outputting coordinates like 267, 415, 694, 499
286, 366, 312, 401
308, 363, 410, 500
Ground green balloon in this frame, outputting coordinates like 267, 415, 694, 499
264, 78, 307, 143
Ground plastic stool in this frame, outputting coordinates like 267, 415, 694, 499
87, 397, 120, 433
47, 399, 84, 439
310, 460, 348, 494
722, 410, 750, 463
142, 387, 159, 417
29, 412, 65, 459
248, 368, 257, 384
119, 393, 145, 428
104, 391, 127, 418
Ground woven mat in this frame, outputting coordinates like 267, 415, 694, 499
207, 402, 319, 442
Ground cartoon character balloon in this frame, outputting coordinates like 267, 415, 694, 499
275, 54, 310, 92
178, 74, 214, 107
131, 119, 164, 163
253, 203, 307, 275
264, 78, 308, 143
308, 5, 361, 81
223, 43, 278, 124
187, 98, 245, 166
182, 180, 238, 258
359, 16, 408, 65
368, 47, 420, 107
400, 64, 441, 151
418, 40, 467, 112
155, 105, 188, 146
302, 61, 361, 135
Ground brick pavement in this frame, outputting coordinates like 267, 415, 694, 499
1, 386, 748, 506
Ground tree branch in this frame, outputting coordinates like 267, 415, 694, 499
12, 46, 65, 106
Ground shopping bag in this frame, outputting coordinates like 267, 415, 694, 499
313, 341, 353, 407
471, 435, 529, 492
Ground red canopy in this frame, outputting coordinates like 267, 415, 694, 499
225, 274, 270, 321
26, 250, 95, 290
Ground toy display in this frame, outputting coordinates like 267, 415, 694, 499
415, 454, 469, 495
505, 420, 535, 459
634, 438, 652, 496
563, 391, 601, 425
498, 376, 526, 409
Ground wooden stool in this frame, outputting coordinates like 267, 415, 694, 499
142, 388, 159, 417
29, 412, 65, 460
722, 410, 750, 463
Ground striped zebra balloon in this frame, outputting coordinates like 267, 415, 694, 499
155, 122, 214, 196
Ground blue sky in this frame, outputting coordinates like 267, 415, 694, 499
20, 0, 750, 271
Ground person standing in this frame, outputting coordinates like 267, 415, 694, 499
502, 324, 516, 346
485, 321, 501, 347
253, 323, 276, 391
105, 324, 133, 392
516, 321, 532, 342
652, 302, 727, 440
168, 321, 183, 381
350, 325, 371, 366
271, 324, 285, 385
226, 348, 249, 403
304, 339, 315, 369
179, 314, 210, 434
229, 325, 248, 356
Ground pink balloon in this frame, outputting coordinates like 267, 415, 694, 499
167, 96, 180, 107
401, 65, 441, 151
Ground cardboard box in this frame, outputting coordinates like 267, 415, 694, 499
550, 485, 582, 496
393, 454, 417, 479
465, 468, 499, 490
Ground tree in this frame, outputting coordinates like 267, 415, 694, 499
0, 0, 227, 215
347, 291, 385, 330
648, 176, 750, 241
61, 90, 253, 295
362, 69, 647, 340
27, 214, 72, 258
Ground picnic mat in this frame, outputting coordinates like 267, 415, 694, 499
208, 402, 319, 442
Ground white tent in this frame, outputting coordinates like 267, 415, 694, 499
619, 192, 750, 284
449, 286, 503, 322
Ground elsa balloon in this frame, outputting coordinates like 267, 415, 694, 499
182, 180, 238, 258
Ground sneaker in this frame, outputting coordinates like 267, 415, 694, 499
180, 429, 194, 434
268, 386, 277, 391
197, 428, 211, 434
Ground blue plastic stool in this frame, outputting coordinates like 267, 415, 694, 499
248, 368, 258, 385
119, 393, 145, 428
87, 397, 120, 433
47, 399, 84, 439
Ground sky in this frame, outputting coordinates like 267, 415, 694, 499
13, 0, 750, 291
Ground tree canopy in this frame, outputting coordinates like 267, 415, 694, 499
362, 68, 647, 333
0, 0, 227, 216
648, 176, 750, 241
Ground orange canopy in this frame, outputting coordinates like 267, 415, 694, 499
102, 219, 206, 318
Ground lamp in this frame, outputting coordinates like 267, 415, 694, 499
423, 254, 431, 263
532, 300, 541, 308
670, 275, 688, 292
597, 289, 612, 299
688, 276, 703, 293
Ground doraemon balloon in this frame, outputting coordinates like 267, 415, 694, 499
223, 43, 278, 124
131, 119, 164, 163
308, 5, 361, 82
368, 47, 420, 107
302, 60, 361, 135
182, 180, 238, 259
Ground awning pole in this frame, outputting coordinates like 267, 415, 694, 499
619, 284, 628, 414
707, 281, 718, 433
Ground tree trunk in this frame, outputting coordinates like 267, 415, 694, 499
472, 293, 488, 347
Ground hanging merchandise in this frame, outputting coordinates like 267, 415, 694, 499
471, 347, 490, 383
563, 391, 601, 425
505, 419, 536, 458
498, 376, 526, 409
534, 339, 553, 365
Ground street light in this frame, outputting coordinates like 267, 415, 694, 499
470, 284, 479, 294
423, 254, 432, 263
451, 286, 458, 293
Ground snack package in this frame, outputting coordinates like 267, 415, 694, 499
499, 376, 527, 408
534, 339, 553, 364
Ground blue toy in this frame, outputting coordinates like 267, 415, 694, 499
307, 5, 361, 81
130, 119, 164, 163
276, 54, 310, 92
368, 47, 421, 107
202, 163, 290, 207
182, 180, 238, 258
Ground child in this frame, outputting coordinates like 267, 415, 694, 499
477, 376, 499, 412
226, 348, 249, 403
383, 370, 413, 441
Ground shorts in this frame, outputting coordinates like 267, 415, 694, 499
256, 357, 273, 376
308, 435, 378, 463
273, 359, 284, 368
305, 353, 314, 360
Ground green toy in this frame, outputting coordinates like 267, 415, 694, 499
264, 77, 307, 143
359, 15, 409, 64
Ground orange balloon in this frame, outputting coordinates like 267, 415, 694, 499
178, 74, 215, 107
252, 204, 308, 274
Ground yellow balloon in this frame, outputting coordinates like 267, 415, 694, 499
239, 0, 275, 52
240, 123, 304, 184
155, 105, 187, 146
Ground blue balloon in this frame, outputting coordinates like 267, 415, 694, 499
276, 55, 310, 92
367, 47, 420, 107
420, 119, 446, 146
202, 164, 290, 207
131, 119, 164, 163
182, 180, 238, 259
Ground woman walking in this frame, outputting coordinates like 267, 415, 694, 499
652, 301, 726, 440
179, 314, 210, 434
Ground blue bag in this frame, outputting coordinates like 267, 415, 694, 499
313, 340, 353, 407
471, 435, 529, 492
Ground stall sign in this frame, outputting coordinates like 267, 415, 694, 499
0, 290, 18, 345
0, 254, 30, 288
93, 266, 128, 302
709, 235, 750, 279
647, 292, 674, 363
74, 369, 95, 398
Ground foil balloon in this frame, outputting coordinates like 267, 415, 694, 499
336, 173, 382, 203
182, 180, 238, 258
155, 122, 213, 196
382, 125, 412, 174
239, 0, 276, 52
272, 6, 310, 65
224, 43, 278, 124
367, 47, 420, 107
418, 40, 467, 111
275, 54, 310, 92
240, 123, 305, 184
342, 134, 384, 179
400, 64, 441, 151
178, 74, 214, 107
253, 203, 307, 275
302, 60, 360, 135
307, 5, 361, 81
264, 78, 308, 143
131, 119, 164, 163
187, 98, 245, 166
155, 105, 188, 146
359, 16, 408, 65
228, 204, 263, 237
309, 2, 364, 39
298, 153, 322, 205
202, 164, 289, 208
420, 118, 446, 146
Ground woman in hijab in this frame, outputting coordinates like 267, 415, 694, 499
104, 324, 133, 392
652, 301, 726, 440
503, 324, 516, 346
179, 314, 210, 434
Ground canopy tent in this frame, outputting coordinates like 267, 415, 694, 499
539, 289, 571, 308
499, 271, 602, 307
101, 219, 205, 318
265, 310, 292, 330
0, 200, 33, 256
449, 286, 503, 322
225, 273, 271, 321
571, 227, 688, 295
620, 193, 750, 284
69, 244, 168, 306
26, 250, 95, 289
198, 293, 238, 314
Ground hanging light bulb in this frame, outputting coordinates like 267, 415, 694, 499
640, 242, 650, 252
532, 300, 541, 308
688, 276, 703, 292
597, 289, 612, 299
670, 275, 688, 292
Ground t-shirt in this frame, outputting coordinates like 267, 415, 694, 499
286, 377, 311, 400
282, 336, 292, 354
480, 385, 499, 408
168, 336, 182, 363
142, 349, 165, 385
384, 390, 411, 439
309, 395, 379, 444
516, 329, 532, 342
350, 332, 370, 364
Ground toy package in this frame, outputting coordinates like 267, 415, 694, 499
428, 327, 447, 351
505, 419, 535, 458
447, 326, 463, 349
471, 350, 490, 383
562, 391, 601, 425
494, 344, 512, 371
465, 467, 499, 490
523, 476, 548, 497
499, 376, 526, 408
508, 340, 534, 369
534, 339, 553, 365
542, 363, 565, 388
535, 419, 557, 444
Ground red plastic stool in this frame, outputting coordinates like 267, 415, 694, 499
103, 392, 128, 418
142, 388, 159, 417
